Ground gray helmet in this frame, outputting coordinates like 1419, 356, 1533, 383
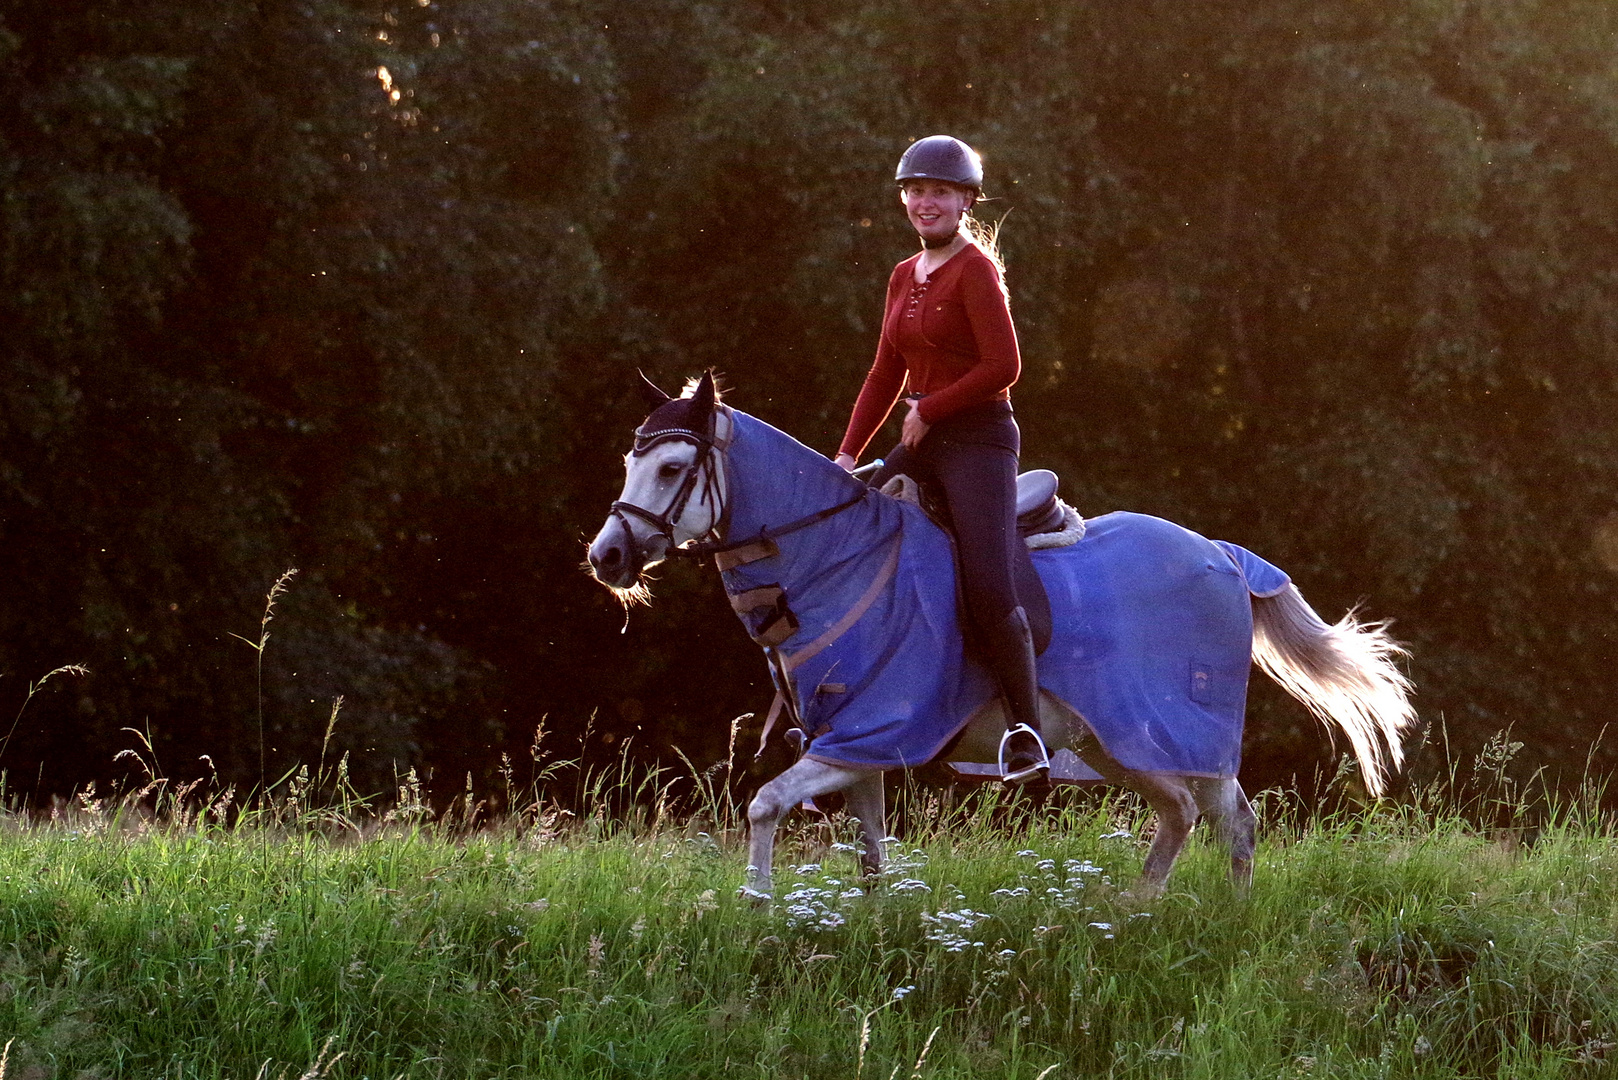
895, 135, 983, 192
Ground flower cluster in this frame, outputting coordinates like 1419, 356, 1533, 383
780, 864, 855, 932
879, 841, 929, 877
919, 906, 991, 952
997, 850, 1111, 911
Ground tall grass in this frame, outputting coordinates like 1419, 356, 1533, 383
0, 755, 1614, 1079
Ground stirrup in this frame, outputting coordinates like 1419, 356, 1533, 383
998, 724, 1050, 785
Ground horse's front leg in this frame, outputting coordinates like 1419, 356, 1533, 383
744, 758, 866, 902
842, 770, 887, 884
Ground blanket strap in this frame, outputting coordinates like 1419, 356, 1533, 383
752, 534, 902, 760
727, 584, 799, 648
754, 690, 788, 760
783, 535, 901, 674
714, 538, 779, 571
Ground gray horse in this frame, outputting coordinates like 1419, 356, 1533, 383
588, 374, 1416, 899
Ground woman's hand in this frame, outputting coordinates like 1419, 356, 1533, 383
834, 452, 858, 472
901, 400, 930, 449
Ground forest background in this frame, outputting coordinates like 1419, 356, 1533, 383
2, 0, 1615, 806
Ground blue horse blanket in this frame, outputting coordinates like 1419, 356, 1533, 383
716, 410, 1289, 778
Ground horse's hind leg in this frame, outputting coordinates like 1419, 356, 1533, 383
1069, 730, 1197, 898
745, 758, 870, 901
1126, 773, 1199, 899
842, 770, 886, 884
1191, 777, 1256, 895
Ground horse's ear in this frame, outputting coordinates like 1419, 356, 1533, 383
689, 369, 716, 415
637, 370, 671, 409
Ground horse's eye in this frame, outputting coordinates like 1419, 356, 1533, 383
658, 462, 685, 480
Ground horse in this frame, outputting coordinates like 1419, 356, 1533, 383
587, 372, 1417, 899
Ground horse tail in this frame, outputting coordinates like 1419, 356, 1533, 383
1250, 584, 1417, 798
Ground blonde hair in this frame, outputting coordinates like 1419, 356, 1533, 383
961, 208, 1005, 277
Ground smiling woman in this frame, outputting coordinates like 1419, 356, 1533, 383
833, 135, 1049, 785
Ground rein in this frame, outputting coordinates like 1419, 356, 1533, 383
667, 487, 868, 562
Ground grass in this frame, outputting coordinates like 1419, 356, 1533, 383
0, 772, 1614, 1080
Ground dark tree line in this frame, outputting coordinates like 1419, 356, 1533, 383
1, 0, 1615, 803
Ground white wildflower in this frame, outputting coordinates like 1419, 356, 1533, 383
780, 883, 847, 933
921, 907, 991, 952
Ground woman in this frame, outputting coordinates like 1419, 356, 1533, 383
834, 135, 1049, 784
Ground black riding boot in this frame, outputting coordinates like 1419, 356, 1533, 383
985, 606, 1049, 784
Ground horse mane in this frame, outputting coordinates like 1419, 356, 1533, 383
680, 371, 727, 402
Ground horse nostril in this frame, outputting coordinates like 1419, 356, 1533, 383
592, 544, 624, 574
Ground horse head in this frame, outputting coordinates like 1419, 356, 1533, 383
587, 370, 729, 593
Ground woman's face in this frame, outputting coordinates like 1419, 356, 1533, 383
900, 180, 973, 244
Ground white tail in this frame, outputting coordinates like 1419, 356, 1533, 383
1251, 584, 1418, 798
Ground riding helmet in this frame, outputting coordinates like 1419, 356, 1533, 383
895, 135, 983, 193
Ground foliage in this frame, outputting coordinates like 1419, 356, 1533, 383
0, 0, 1616, 796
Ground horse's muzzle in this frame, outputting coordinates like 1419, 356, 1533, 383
587, 517, 666, 588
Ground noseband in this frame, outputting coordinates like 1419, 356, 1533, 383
609, 407, 730, 556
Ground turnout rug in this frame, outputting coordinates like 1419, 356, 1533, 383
716, 410, 1290, 778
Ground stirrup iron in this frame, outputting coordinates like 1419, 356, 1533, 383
998, 723, 1050, 785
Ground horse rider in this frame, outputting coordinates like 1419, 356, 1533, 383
833, 135, 1050, 785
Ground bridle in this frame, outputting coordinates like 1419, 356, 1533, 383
609, 402, 873, 568
608, 407, 730, 558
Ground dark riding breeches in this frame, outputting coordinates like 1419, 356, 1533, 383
900, 400, 1022, 631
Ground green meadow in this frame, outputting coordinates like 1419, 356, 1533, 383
0, 767, 1614, 1080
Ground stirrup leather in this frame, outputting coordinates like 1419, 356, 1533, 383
998, 723, 1051, 784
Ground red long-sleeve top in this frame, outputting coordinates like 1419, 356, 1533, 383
838, 243, 1021, 460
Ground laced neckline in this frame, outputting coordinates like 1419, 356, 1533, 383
904, 275, 932, 319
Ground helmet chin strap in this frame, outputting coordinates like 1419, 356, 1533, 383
921, 206, 973, 250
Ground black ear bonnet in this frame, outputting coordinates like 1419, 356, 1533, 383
634, 395, 714, 453
633, 372, 717, 453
